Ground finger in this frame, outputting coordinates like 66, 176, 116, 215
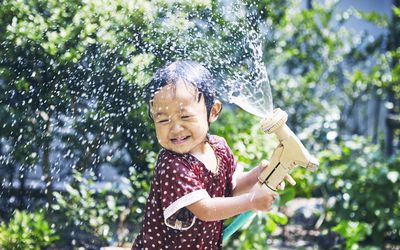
277, 181, 285, 190
271, 190, 278, 199
258, 160, 269, 176
285, 174, 296, 186
259, 160, 269, 168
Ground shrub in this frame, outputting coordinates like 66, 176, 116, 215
316, 136, 400, 247
332, 220, 372, 250
51, 162, 154, 248
0, 210, 59, 250
52, 170, 135, 247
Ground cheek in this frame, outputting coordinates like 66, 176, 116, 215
191, 122, 209, 134
155, 126, 167, 140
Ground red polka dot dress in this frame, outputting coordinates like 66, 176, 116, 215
133, 135, 237, 250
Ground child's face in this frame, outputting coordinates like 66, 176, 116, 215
150, 80, 219, 154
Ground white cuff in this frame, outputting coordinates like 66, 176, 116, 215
164, 189, 210, 230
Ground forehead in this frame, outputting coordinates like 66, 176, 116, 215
151, 80, 201, 112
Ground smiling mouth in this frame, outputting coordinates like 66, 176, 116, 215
171, 136, 190, 144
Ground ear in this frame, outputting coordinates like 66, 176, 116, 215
208, 100, 222, 123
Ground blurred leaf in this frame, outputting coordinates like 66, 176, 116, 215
268, 212, 288, 225
354, 9, 388, 27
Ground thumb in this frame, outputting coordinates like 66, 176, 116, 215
258, 160, 269, 170
257, 160, 269, 176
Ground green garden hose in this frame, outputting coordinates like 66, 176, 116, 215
222, 211, 255, 241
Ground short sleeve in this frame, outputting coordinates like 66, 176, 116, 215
157, 153, 210, 230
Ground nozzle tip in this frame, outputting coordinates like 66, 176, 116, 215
307, 157, 319, 172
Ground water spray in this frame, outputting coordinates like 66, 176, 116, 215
189, 12, 320, 241
219, 31, 319, 240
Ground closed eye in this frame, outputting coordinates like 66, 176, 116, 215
158, 119, 169, 124
181, 115, 191, 120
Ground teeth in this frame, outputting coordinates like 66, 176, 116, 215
172, 136, 188, 141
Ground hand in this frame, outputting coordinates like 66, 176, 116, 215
276, 174, 296, 190
248, 182, 278, 211
256, 160, 269, 176
257, 160, 296, 191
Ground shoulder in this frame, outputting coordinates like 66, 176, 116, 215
208, 134, 227, 145
209, 135, 236, 168
208, 134, 231, 152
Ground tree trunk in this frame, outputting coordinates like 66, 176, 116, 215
372, 90, 381, 144
43, 118, 53, 204
18, 165, 26, 209
306, 0, 313, 9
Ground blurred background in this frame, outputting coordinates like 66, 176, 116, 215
0, 0, 399, 249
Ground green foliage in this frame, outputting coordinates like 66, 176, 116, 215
0, 0, 214, 182
0, 210, 59, 250
211, 108, 277, 167
1, 0, 400, 248
316, 136, 400, 246
52, 170, 135, 246
215, 114, 400, 248
353, 9, 389, 27
51, 160, 154, 247
332, 220, 372, 250
224, 211, 288, 249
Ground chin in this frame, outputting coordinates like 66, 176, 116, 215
170, 148, 189, 154
163, 145, 188, 154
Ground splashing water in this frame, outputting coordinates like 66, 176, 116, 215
172, 1, 275, 118
0, 0, 276, 219
222, 30, 273, 118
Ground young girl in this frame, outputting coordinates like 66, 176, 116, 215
133, 60, 294, 249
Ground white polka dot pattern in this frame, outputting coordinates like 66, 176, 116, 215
133, 135, 237, 250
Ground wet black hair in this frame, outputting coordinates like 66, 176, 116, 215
144, 60, 217, 119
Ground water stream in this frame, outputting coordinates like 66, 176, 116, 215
177, 2, 275, 118
222, 30, 273, 118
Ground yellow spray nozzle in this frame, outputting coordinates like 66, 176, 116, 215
258, 108, 319, 190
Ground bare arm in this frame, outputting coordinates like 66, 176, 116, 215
186, 183, 277, 222
186, 193, 252, 221
233, 162, 266, 196
186, 160, 296, 222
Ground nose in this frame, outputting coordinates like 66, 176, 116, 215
170, 120, 184, 133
